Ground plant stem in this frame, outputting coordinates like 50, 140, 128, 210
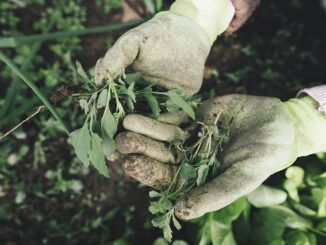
0, 51, 70, 135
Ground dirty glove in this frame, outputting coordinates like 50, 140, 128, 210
226, 0, 261, 34
114, 94, 326, 220
95, 0, 235, 95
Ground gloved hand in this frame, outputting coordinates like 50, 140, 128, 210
114, 94, 326, 220
226, 0, 261, 34
95, 0, 235, 95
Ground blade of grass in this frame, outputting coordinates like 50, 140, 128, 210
0, 19, 146, 48
0, 51, 70, 135
0, 20, 55, 123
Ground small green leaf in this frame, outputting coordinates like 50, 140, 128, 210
149, 190, 161, 198
97, 89, 108, 109
161, 198, 173, 211
152, 215, 166, 228
197, 164, 209, 186
166, 90, 195, 120
180, 163, 197, 180
163, 222, 173, 243
76, 60, 91, 84
172, 215, 182, 230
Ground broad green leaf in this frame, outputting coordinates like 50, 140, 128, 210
166, 91, 195, 120
149, 202, 162, 214
197, 165, 209, 186
101, 134, 116, 156
213, 197, 248, 223
101, 109, 117, 138
70, 123, 91, 167
89, 133, 110, 177
256, 205, 312, 230
247, 185, 287, 208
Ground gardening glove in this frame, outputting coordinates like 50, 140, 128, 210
95, 0, 235, 95
226, 0, 261, 34
114, 94, 326, 220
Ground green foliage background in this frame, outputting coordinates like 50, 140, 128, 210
1, 0, 326, 244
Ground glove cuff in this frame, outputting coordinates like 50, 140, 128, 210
169, 0, 235, 44
284, 97, 326, 157
297, 85, 326, 114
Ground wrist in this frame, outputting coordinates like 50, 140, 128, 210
284, 96, 326, 157
169, 0, 235, 44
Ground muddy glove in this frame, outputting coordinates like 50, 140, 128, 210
95, 0, 235, 95
114, 94, 326, 220
226, 0, 261, 34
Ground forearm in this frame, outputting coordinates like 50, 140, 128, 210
170, 0, 235, 44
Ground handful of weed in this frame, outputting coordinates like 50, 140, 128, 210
70, 62, 199, 177
149, 115, 229, 242
71, 62, 229, 242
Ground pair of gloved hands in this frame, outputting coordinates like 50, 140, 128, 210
95, 0, 326, 220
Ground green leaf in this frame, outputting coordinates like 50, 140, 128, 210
284, 166, 304, 202
285, 231, 316, 245
76, 60, 91, 84
317, 220, 326, 232
172, 215, 182, 230
97, 89, 108, 109
149, 190, 161, 198
163, 222, 173, 243
311, 187, 326, 217
197, 165, 209, 186
149, 202, 162, 214
143, 87, 160, 118
70, 123, 91, 167
89, 133, 110, 177
180, 163, 197, 180
152, 215, 166, 228
247, 185, 287, 208
161, 198, 173, 211
166, 90, 195, 120
101, 109, 117, 138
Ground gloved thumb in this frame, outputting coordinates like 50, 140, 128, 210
95, 31, 142, 86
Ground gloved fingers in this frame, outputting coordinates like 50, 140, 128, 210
95, 31, 142, 86
157, 111, 190, 126
115, 131, 183, 164
120, 154, 177, 190
172, 140, 287, 220
123, 114, 190, 142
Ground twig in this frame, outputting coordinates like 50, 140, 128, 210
0, 106, 45, 141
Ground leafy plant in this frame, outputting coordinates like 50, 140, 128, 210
70, 63, 198, 177
149, 113, 230, 242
